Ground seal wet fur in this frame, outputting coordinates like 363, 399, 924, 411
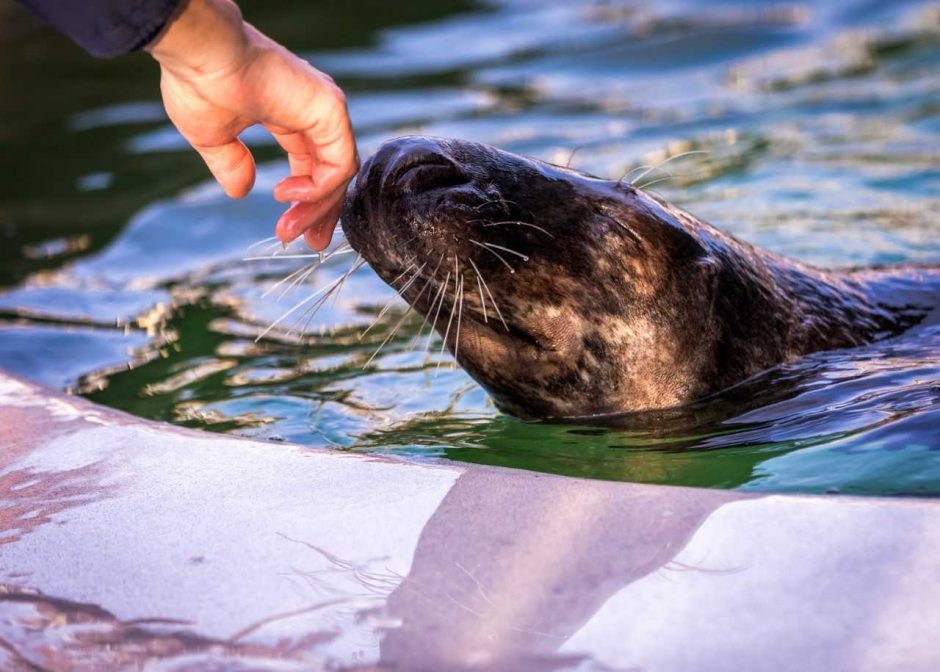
341, 136, 939, 420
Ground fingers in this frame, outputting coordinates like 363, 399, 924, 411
271, 122, 357, 205
270, 128, 314, 178
303, 198, 345, 250
267, 74, 359, 249
275, 201, 320, 243
273, 175, 318, 203
276, 183, 351, 250
272, 174, 349, 248
269, 139, 357, 248
274, 189, 345, 250
274, 163, 354, 209
306, 91, 360, 202
193, 139, 256, 198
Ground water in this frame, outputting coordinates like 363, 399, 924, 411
0, 0, 937, 495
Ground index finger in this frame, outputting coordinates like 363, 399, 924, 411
302, 94, 359, 204
268, 126, 314, 178
274, 182, 347, 245
269, 106, 358, 246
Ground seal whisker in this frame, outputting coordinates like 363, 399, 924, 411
264, 239, 291, 256
388, 261, 418, 288
481, 241, 529, 262
408, 271, 446, 353
606, 214, 644, 245
469, 239, 516, 274
291, 298, 329, 340
257, 290, 326, 342
453, 271, 465, 365
295, 262, 362, 337
276, 262, 319, 300
564, 143, 588, 169
467, 258, 509, 331
327, 250, 364, 311
247, 235, 280, 250
471, 197, 523, 213
472, 264, 488, 324
396, 233, 419, 250
243, 252, 355, 261
437, 261, 460, 372
324, 242, 353, 258
630, 149, 708, 186
423, 268, 452, 360
397, 261, 426, 294
263, 261, 316, 299
260, 245, 353, 294
481, 220, 554, 238
618, 164, 654, 185
358, 257, 418, 327
362, 305, 415, 368
255, 261, 363, 343
407, 253, 447, 351
275, 244, 355, 299
635, 174, 685, 191
359, 261, 426, 340
292, 256, 367, 338
362, 259, 441, 368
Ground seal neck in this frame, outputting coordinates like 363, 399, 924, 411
772, 261, 919, 348
706, 237, 932, 387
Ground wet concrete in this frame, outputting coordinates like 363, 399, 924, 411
0, 370, 938, 671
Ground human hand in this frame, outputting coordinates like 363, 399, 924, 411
146, 0, 358, 250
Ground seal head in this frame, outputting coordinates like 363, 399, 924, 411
342, 136, 932, 419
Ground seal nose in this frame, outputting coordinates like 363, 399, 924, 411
371, 136, 465, 196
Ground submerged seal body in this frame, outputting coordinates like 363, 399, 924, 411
341, 136, 939, 420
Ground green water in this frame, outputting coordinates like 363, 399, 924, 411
1, 0, 938, 495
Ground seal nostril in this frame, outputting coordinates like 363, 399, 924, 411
384, 149, 464, 194
397, 160, 464, 193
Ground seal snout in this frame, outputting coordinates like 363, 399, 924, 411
342, 136, 480, 289
369, 136, 466, 199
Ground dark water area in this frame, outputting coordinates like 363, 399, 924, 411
0, 0, 937, 495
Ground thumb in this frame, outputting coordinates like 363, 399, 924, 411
193, 139, 256, 199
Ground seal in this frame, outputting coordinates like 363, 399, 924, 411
341, 136, 940, 420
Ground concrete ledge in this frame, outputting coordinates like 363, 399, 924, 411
0, 370, 937, 671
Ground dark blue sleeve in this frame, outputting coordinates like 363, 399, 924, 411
17, 0, 184, 58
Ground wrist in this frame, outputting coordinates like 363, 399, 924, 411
146, 0, 252, 77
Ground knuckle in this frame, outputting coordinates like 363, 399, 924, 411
325, 83, 348, 110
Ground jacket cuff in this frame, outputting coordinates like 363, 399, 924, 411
91, 0, 184, 57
